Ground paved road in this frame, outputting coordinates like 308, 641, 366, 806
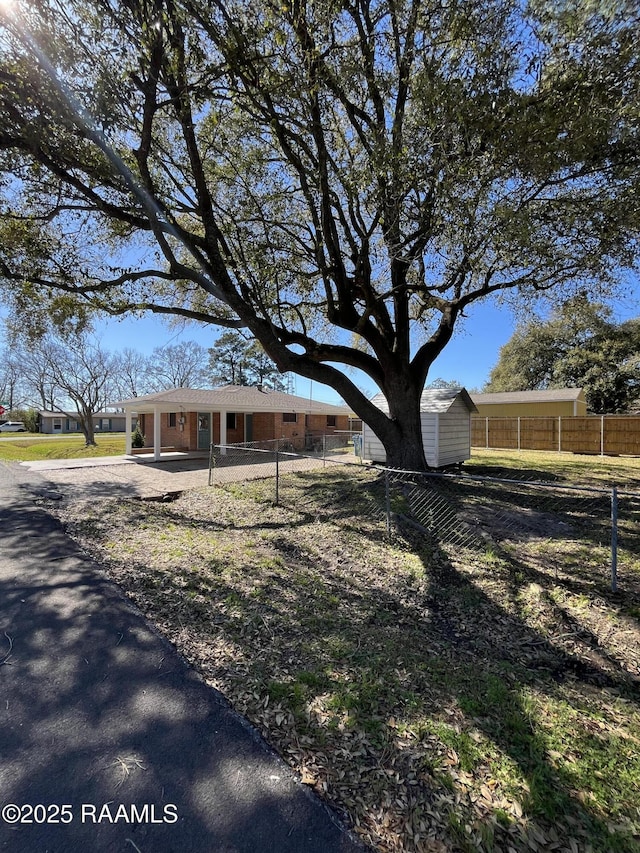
0, 462, 366, 853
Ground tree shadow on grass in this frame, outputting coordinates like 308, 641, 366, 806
315, 533, 640, 852
406, 523, 640, 852
75, 476, 640, 853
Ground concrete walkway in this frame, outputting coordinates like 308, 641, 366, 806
0, 462, 366, 853
18, 452, 346, 502
20, 451, 206, 472
19, 454, 213, 501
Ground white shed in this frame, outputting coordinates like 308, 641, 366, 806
362, 387, 478, 468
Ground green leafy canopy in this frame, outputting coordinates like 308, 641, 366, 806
0, 0, 639, 466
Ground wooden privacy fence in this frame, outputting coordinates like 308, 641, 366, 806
472, 416, 640, 456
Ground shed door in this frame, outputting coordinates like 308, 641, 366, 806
197, 413, 211, 450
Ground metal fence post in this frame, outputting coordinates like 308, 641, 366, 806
275, 448, 280, 506
611, 486, 618, 592
385, 469, 391, 534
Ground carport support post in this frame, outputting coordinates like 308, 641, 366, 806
611, 486, 618, 593
220, 410, 227, 455
153, 405, 161, 461
125, 410, 132, 455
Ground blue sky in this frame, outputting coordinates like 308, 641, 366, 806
92, 285, 640, 405
93, 298, 514, 403
0, 278, 633, 406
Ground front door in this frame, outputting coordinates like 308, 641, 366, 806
197, 412, 211, 450
245, 413, 253, 443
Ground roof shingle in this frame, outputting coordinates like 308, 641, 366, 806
110, 385, 351, 415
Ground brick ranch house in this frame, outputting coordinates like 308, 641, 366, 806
111, 386, 352, 461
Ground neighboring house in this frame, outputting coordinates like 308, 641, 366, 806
110, 386, 352, 460
38, 411, 136, 434
362, 388, 478, 468
470, 388, 587, 417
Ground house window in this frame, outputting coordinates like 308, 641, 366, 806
53, 418, 62, 431
282, 412, 297, 423
226, 412, 237, 430
101, 418, 111, 431
168, 412, 176, 428
327, 415, 336, 427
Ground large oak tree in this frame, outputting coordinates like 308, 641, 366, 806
0, 0, 639, 467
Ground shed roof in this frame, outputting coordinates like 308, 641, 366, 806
111, 385, 351, 415
370, 387, 478, 415
471, 388, 584, 406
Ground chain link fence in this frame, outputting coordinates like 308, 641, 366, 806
208, 441, 640, 592
383, 468, 638, 591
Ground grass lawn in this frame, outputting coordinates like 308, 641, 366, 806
0, 434, 126, 461
468, 447, 640, 490
48, 451, 640, 853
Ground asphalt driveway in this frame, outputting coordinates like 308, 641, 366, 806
0, 461, 366, 853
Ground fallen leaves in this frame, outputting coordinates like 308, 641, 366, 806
47, 469, 640, 853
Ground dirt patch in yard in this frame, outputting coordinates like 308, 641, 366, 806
47, 467, 640, 853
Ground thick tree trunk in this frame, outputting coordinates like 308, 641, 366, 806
382, 420, 427, 469
82, 428, 97, 447
379, 378, 427, 470
78, 411, 97, 446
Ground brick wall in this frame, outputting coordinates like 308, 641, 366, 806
141, 409, 350, 450
224, 412, 245, 443
305, 414, 349, 435
250, 412, 350, 442
277, 413, 303, 441
252, 412, 277, 442
188, 413, 198, 449
139, 413, 153, 445
161, 413, 188, 450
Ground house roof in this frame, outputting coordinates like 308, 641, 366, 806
470, 388, 584, 405
38, 410, 126, 418
370, 387, 478, 415
110, 386, 351, 415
